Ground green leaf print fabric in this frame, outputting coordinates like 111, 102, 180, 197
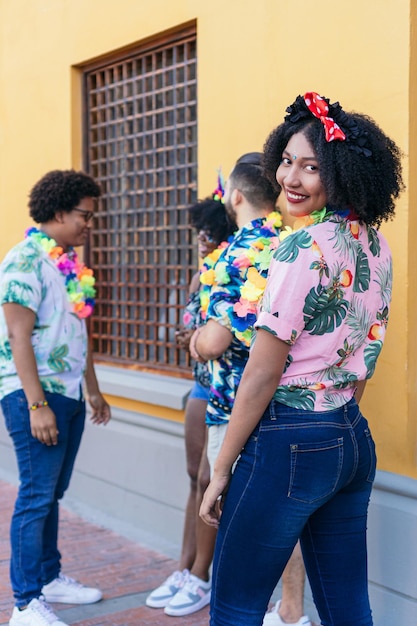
0, 238, 88, 400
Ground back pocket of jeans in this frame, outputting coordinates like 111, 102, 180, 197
288, 438, 343, 503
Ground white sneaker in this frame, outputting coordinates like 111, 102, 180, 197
263, 600, 311, 625
9, 597, 68, 626
146, 569, 190, 608
164, 573, 211, 616
41, 573, 102, 604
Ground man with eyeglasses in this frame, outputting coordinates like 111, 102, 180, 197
0, 169, 111, 626
73, 206, 95, 222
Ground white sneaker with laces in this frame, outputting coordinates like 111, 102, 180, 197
41, 573, 102, 604
263, 600, 312, 626
145, 569, 190, 608
9, 597, 68, 626
164, 573, 211, 617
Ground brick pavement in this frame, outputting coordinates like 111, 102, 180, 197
0, 480, 209, 626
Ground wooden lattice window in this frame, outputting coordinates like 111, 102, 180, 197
83, 25, 197, 375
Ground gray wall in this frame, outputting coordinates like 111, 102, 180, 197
1, 368, 416, 624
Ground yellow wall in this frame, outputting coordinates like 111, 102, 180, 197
0, 0, 415, 475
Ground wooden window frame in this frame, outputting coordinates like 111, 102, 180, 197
82, 24, 197, 377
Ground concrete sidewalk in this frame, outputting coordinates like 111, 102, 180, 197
0, 479, 209, 626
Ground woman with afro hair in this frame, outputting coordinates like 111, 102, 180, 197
200, 92, 404, 626
146, 193, 236, 617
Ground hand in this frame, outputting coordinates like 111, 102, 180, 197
88, 392, 111, 425
199, 470, 231, 528
175, 327, 193, 351
189, 328, 206, 363
30, 406, 59, 446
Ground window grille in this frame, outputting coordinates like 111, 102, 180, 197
83, 26, 197, 375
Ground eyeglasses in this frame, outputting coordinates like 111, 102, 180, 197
73, 207, 94, 222
197, 230, 216, 243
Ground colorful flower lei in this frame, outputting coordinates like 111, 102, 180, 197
25, 227, 96, 318
199, 240, 230, 320
281, 206, 360, 239
199, 211, 283, 347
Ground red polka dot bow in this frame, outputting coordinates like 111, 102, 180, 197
304, 92, 346, 142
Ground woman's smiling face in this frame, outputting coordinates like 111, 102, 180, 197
276, 131, 327, 218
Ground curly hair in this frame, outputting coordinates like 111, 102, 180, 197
230, 152, 279, 209
189, 198, 236, 245
29, 170, 101, 223
263, 95, 404, 227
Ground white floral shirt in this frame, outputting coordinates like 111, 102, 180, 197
0, 237, 87, 400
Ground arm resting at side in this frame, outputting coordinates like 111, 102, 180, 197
199, 329, 290, 527
85, 342, 111, 425
2, 302, 59, 445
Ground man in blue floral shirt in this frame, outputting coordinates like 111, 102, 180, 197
191, 153, 281, 456
191, 154, 314, 626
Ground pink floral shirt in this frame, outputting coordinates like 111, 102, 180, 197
255, 211, 392, 411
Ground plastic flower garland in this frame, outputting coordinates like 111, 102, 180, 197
25, 227, 96, 318
199, 211, 283, 347
199, 240, 229, 319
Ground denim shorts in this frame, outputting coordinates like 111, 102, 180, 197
189, 380, 210, 401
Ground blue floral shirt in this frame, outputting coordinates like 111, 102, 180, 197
203, 214, 281, 425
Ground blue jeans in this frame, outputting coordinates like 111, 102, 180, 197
210, 398, 376, 626
1, 389, 85, 607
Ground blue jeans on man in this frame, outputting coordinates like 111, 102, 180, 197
1, 389, 85, 608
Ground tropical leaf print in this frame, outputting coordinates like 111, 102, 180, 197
0, 339, 13, 362
252, 324, 277, 337
310, 258, 329, 279
329, 220, 358, 264
288, 329, 298, 345
329, 221, 371, 293
1, 281, 34, 307
322, 392, 349, 410
353, 246, 370, 293
333, 372, 358, 389
273, 230, 313, 263
261, 289, 272, 314
3, 250, 39, 274
303, 284, 349, 335
41, 378, 66, 395
312, 362, 354, 386
273, 386, 315, 410
346, 296, 374, 346
283, 353, 293, 374
335, 338, 354, 367
367, 227, 381, 257
374, 259, 393, 310
376, 306, 389, 327
47, 344, 71, 372
364, 340, 383, 378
